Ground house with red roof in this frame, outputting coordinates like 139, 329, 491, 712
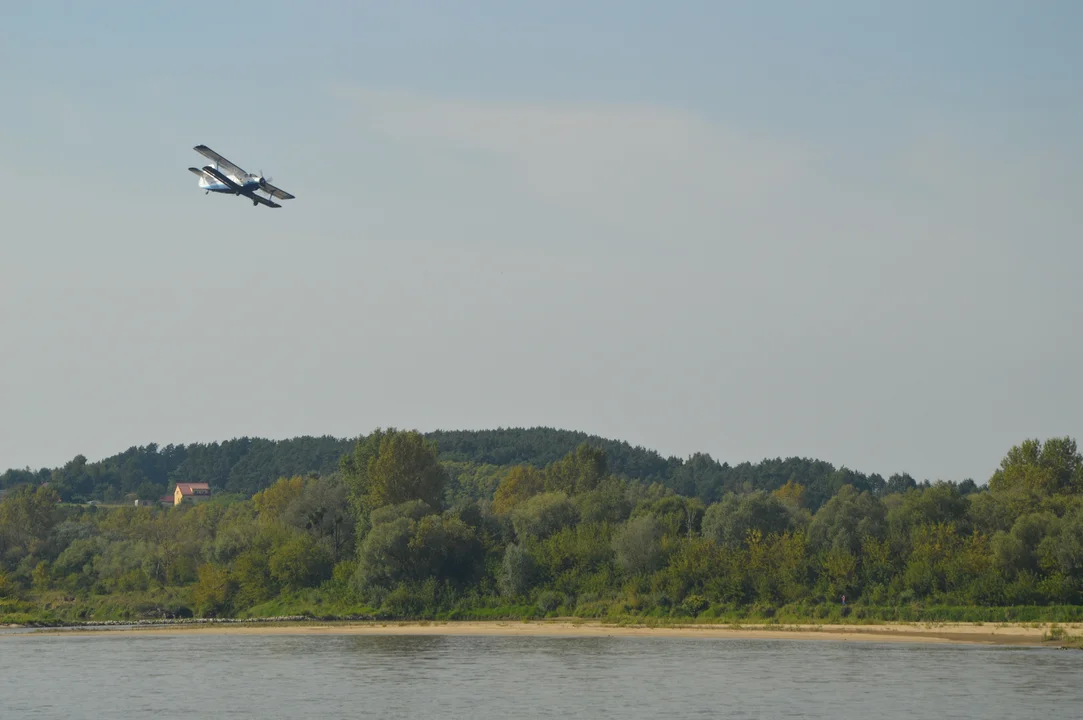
173, 482, 211, 506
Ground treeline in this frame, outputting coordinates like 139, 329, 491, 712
0, 427, 963, 510
0, 436, 351, 503
1, 431, 1081, 624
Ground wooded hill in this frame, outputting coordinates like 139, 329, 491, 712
2, 431, 1081, 625
0, 427, 955, 510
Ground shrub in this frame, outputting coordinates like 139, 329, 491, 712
536, 591, 563, 613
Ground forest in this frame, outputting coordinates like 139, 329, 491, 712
0, 427, 945, 509
1, 428, 1081, 625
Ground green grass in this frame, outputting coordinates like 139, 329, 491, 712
0, 588, 195, 625
435, 605, 538, 621
240, 589, 377, 620
6, 589, 1083, 629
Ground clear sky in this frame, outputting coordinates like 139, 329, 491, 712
1, 1, 1080, 484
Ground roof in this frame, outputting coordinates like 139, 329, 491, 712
175, 482, 211, 496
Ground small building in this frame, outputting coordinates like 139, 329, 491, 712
173, 482, 211, 505
160, 494, 175, 507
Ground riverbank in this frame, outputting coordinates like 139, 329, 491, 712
7, 618, 1082, 648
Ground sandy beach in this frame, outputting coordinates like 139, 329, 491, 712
7, 619, 1081, 647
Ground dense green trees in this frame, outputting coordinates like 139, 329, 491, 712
346, 429, 448, 512
2, 432, 1082, 625
3, 427, 959, 511
0, 437, 349, 505
0, 484, 61, 567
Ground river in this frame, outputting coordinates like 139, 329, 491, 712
1, 631, 1080, 718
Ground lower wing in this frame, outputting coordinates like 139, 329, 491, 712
259, 180, 296, 200
250, 193, 282, 208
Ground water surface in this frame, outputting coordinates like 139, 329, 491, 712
1, 632, 1079, 718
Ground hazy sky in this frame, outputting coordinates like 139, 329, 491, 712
1, 1, 1080, 484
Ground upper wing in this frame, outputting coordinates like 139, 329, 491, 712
193, 145, 247, 177
259, 180, 295, 200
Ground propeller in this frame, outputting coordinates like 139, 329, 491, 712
259, 170, 273, 185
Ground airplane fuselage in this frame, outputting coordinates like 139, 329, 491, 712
198, 171, 262, 194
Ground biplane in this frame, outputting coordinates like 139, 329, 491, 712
188, 145, 295, 208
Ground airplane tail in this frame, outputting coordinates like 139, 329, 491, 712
188, 167, 208, 186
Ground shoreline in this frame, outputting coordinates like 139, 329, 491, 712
6, 619, 1080, 647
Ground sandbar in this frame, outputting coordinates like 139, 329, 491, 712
6, 620, 1080, 647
